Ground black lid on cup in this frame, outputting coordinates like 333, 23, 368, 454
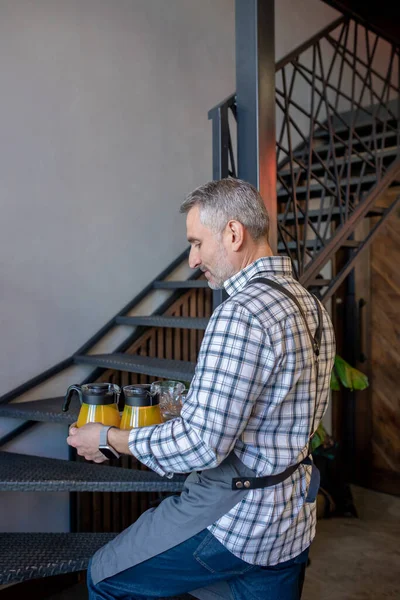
81, 383, 120, 406
123, 384, 160, 407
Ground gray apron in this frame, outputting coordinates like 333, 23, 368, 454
90, 452, 257, 585
90, 451, 319, 599
90, 277, 322, 597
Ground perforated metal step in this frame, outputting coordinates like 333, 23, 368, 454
277, 173, 377, 199
0, 397, 79, 424
278, 238, 361, 251
293, 130, 397, 159
279, 205, 385, 225
313, 116, 397, 139
0, 451, 187, 492
116, 315, 209, 329
281, 146, 399, 176
74, 353, 196, 381
0, 532, 117, 584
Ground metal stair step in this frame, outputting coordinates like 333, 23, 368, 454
281, 146, 398, 176
367, 206, 386, 216
0, 451, 186, 493
341, 239, 361, 248
116, 315, 209, 330
153, 280, 209, 289
277, 173, 378, 199
278, 206, 343, 224
278, 239, 328, 251
278, 205, 386, 225
292, 130, 397, 159
312, 117, 397, 140
308, 279, 331, 287
0, 397, 79, 424
0, 532, 118, 584
74, 353, 196, 381
278, 238, 361, 253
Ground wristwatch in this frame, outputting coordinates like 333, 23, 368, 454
99, 425, 120, 460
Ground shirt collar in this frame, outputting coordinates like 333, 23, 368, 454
224, 256, 293, 296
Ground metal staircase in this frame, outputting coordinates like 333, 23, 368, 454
0, 451, 186, 493
0, 253, 205, 587
1, 14, 399, 594
209, 16, 400, 302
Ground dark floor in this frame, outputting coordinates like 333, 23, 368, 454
48, 485, 400, 600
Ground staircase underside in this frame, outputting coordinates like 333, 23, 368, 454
0, 533, 117, 584
0, 451, 186, 493
0, 397, 79, 423
74, 354, 196, 381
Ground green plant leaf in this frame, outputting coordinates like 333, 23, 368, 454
310, 422, 328, 452
330, 367, 341, 391
334, 355, 369, 391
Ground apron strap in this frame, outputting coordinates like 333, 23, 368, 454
248, 277, 322, 447
232, 277, 324, 496
249, 277, 322, 359
232, 456, 313, 490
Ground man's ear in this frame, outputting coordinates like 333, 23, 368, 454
226, 220, 245, 252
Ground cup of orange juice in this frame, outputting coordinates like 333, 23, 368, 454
63, 383, 121, 428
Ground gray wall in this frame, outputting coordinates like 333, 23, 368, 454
0, 0, 235, 398
0, 0, 343, 532
275, 0, 338, 58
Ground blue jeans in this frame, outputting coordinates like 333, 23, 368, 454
87, 529, 309, 600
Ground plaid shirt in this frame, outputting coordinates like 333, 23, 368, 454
129, 256, 336, 565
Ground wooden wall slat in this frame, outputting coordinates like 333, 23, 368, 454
189, 292, 198, 364
181, 297, 189, 364
370, 193, 400, 486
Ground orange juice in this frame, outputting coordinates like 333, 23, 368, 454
120, 404, 162, 430
77, 402, 121, 428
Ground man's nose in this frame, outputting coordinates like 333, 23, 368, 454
188, 247, 201, 269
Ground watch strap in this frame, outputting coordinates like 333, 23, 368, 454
99, 425, 120, 458
99, 425, 114, 447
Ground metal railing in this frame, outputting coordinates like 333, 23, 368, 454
209, 16, 400, 294
276, 16, 400, 279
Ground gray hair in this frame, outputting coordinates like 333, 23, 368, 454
180, 178, 269, 241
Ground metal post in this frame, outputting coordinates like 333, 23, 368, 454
343, 261, 357, 482
208, 98, 233, 309
209, 102, 230, 181
235, 0, 277, 252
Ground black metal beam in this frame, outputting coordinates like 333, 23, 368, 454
321, 193, 400, 302
0, 358, 74, 405
301, 159, 400, 287
235, 0, 277, 252
208, 94, 236, 181
0, 421, 37, 447
343, 256, 357, 483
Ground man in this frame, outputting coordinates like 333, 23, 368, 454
67, 178, 335, 600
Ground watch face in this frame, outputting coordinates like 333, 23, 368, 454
99, 446, 120, 460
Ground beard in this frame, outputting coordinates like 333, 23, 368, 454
203, 242, 236, 290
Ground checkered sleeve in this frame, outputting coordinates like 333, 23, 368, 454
128, 300, 275, 477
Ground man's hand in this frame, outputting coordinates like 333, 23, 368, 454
67, 422, 107, 463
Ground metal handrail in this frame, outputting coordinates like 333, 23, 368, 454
275, 16, 346, 72
209, 15, 399, 304
275, 16, 400, 283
